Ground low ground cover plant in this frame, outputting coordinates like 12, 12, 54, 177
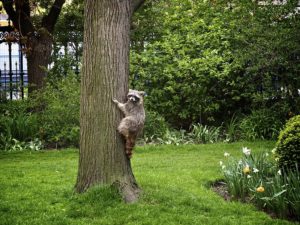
220, 146, 300, 220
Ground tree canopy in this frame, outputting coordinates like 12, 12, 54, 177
130, 0, 300, 128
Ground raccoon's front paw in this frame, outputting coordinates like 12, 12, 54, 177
112, 98, 118, 104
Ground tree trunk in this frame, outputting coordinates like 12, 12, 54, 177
26, 30, 53, 93
75, 0, 140, 203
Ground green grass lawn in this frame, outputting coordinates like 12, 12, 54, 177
0, 141, 298, 225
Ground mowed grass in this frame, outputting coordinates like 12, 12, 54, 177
0, 141, 297, 225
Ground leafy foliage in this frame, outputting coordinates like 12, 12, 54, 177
240, 109, 284, 140
53, 0, 83, 74
131, 0, 300, 129
221, 147, 300, 220
275, 115, 300, 170
189, 123, 221, 144
31, 72, 80, 148
0, 101, 40, 150
156, 129, 192, 145
223, 115, 241, 142
142, 110, 170, 141
131, 1, 238, 128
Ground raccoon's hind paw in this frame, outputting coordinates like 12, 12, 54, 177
126, 149, 133, 158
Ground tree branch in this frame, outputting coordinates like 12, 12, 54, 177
42, 0, 66, 33
1, 0, 34, 35
1, 0, 18, 27
132, 0, 146, 12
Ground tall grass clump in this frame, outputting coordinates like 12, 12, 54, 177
0, 101, 39, 142
240, 109, 283, 140
224, 115, 241, 142
189, 123, 221, 144
0, 101, 42, 151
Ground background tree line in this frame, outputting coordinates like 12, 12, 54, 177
130, 0, 300, 129
53, 0, 300, 130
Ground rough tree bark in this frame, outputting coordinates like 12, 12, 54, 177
75, 0, 145, 203
1, 0, 65, 93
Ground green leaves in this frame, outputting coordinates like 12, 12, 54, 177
130, 0, 300, 128
276, 115, 300, 171
131, 0, 238, 127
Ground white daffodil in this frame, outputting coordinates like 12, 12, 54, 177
247, 175, 252, 179
219, 161, 223, 166
253, 168, 259, 173
242, 147, 251, 156
224, 152, 230, 157
271, 148, 277, 154
265, 153, 269, 157
222, 165, 226, 170
277, 170, 282, 176
238, 160, 243, 165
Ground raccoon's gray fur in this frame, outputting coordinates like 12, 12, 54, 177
113, 89, 145, 158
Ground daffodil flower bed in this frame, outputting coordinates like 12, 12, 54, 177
220, 147, 300, 220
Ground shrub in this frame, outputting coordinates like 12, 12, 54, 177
31, 73, 80, 147
275, 115, 300, 171
143, 110, 170, 142
240, 109, 283, 140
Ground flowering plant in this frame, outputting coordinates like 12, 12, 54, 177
219, 147, 300, 220
242, 147, 251, 156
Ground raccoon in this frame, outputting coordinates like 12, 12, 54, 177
113, 89, 146, 158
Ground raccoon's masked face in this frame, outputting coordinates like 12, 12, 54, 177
128, 94, 140, 103
127, 89, 145, 104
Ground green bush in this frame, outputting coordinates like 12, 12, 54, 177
240, 109, 283, 140
143, 110, 170, 142
275, 115, 300, 171
31, 73, 80, 148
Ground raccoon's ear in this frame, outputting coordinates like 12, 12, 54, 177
128, 89, 133, 92
139, 91, 146, 96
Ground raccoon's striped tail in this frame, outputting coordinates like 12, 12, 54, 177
125, 136, 136, 158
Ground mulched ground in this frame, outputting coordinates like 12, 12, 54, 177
211, 180, 231, 201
